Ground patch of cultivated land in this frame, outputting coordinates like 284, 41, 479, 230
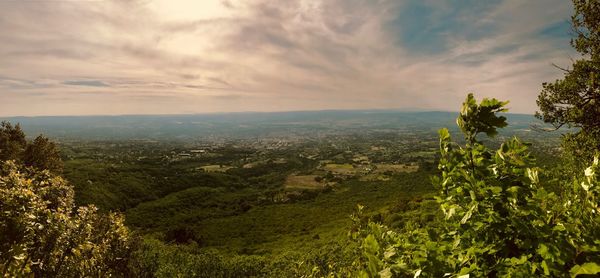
199, 165, 234, 172
359, 174, 391, 182
374, 163, 419, 173
323, 163, 355, 175
284, 175, 323, 190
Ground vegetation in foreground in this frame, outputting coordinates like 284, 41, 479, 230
0, 126, 132, 276
350, 95, 600, 277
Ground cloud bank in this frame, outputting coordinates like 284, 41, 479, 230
0, 0, 575, 116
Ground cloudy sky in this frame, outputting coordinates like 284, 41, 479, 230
0, 0, 575, 116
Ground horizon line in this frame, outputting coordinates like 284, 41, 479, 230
0, 108, 535, 118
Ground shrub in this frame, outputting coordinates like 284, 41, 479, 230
352, 94, 600, 277
0, 162, 132, 277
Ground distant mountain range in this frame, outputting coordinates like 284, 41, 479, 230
1, 110, 546, 141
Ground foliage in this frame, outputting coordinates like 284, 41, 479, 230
456, 93, 509, 141
571, 0, 600, 59
125, 171, 433, 255
0, 121, 63, 174
0, 122, 27, 162
536, 0, 600, 166
22, 135, 63, 174
0, 160, 131, 275
352, 94, 600, 277
127, 236, 361, 278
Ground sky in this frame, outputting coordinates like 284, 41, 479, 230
0, 0, 576, 116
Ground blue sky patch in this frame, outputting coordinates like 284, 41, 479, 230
539, 20, 572, 39
388, 0, 503, 55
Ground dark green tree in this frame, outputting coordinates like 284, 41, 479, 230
536, 0, 600, 165
0, 121, 63, 174
23, 135, 63, 174
0, 122, 26, 162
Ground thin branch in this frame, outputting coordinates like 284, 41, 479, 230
552, 63, 571, 73
530, 122, 565, 132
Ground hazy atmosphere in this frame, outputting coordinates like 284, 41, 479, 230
0, 0, 575, 116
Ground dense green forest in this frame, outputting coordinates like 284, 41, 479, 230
2, 0, 600, 277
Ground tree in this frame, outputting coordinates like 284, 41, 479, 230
536, 0, 600, 165
0, 121, 63, 174
0, 161, 132, 277
0, 121, 26, 162
22, 135, 63, 174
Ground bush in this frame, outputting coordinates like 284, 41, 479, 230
0, 162, 132, 277
351, 94, 600, 277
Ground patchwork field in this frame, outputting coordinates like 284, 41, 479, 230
374, 163, 419, 173
323, 163, 355, 175
199, 165, 234, 172
359, 174, 391, 182
284, 174, 323, 190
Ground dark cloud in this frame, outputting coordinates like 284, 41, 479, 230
63, 80, 110, 87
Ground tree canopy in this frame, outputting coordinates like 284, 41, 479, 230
0, 121, 63, 174
536, 0, 600, 164
23, 135, 63, 174
0, 122, 26, 162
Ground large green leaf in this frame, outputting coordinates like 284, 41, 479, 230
570, 262, 600, 277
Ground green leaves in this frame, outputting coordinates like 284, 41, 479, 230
0, 161, 132, 276
438, 128, 451, 142
570, 262, 600, 277
459, 203, 477, 225
364, 234, 382, 276
456, 93, 509, 143
352, 94, 600, 277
